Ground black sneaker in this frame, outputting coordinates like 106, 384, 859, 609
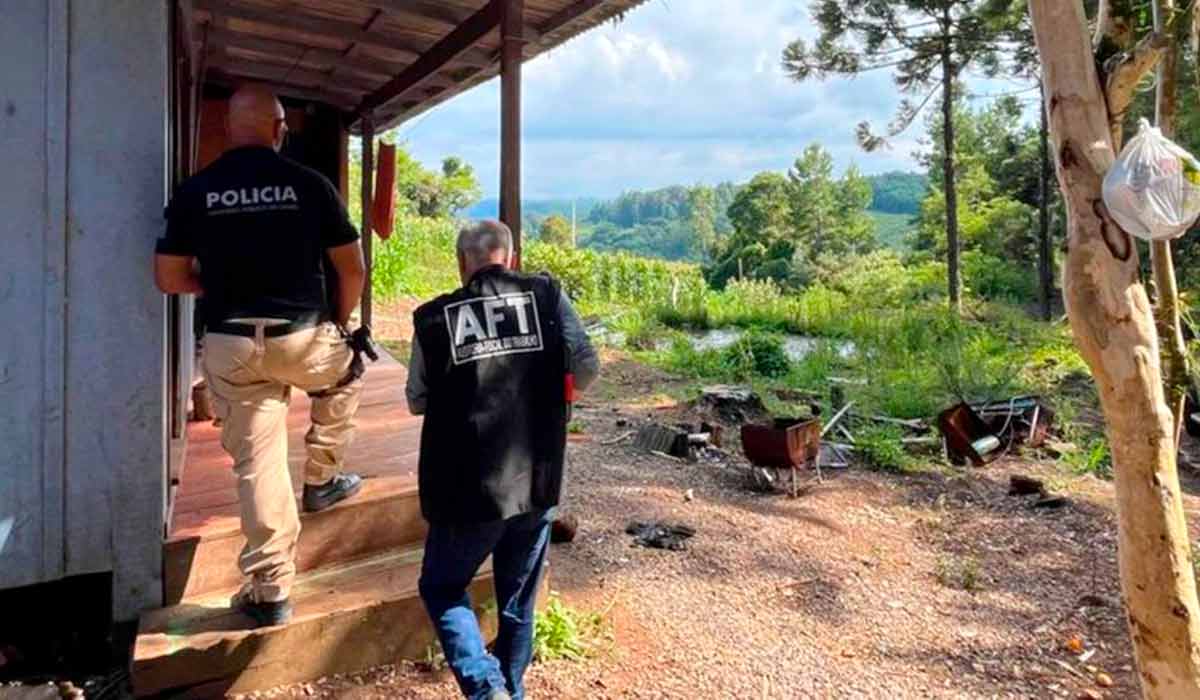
232, 591, 293, 628
302, 473, 364, 513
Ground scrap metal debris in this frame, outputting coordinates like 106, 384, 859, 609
938, 397, 1056, 466
742, 417, 822, 495
626, 521, 696, 551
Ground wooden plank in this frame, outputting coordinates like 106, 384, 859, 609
164, 475, 425, 603
195, 0, 496, 68
538, 0, 613, 37
134, 549, 511, 696
356, 0, 502, 115
206, 70, 358, 110
209, 54, 379, 94
500, 0, 524, 266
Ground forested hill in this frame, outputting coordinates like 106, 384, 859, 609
462, 172, 926, 262
868, 172, 927, 214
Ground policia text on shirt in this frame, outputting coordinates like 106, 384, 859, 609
153, 85, 368, 628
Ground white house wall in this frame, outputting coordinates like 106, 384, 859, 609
0, 0, 169, 621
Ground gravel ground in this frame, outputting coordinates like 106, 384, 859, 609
238, 346, 1200, 700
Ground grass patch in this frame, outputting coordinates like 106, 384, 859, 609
533, 595, 612, 662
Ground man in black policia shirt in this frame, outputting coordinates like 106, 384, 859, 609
154, 85, 367, 627
406, 220, 599, 700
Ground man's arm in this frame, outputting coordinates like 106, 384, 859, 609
558, 292, 600, 392
326, 241, 366, 326
405, 335, 428, 415
154, 254, 204, 295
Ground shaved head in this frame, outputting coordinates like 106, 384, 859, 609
227, 84, 287, 150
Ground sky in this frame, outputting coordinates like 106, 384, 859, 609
388, 0, 1022, 200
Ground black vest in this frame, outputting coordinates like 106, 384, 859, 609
413, 265, 568, 524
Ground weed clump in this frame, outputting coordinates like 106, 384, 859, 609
855, 425, 913, 473
532, 595, 611, 662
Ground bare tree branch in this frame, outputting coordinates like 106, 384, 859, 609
1104, 30, 1169, 147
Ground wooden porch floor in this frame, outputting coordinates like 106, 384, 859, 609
171, 352, 421, 542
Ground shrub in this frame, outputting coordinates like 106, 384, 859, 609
855, 425, 913, 473
962, 250, 1038, 303
721, 331, 791, 378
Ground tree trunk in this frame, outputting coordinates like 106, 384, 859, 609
941, 22, 961, 315
1038, 89, 1054, 322
1029, 2, 1200, 696
1151, 0, 1189, 445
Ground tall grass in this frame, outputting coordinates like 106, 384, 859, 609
370, 216, 705, 315
369, 219, 1084, 422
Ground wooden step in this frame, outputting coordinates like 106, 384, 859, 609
134, 547, 497, 697
164, 474, 426, 604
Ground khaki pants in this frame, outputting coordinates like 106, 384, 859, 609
204, 320, 364, 602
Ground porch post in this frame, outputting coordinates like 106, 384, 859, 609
500, 0, 523, 268
360, 112, 375, 328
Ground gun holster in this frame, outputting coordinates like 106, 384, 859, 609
308, 325, 378, 398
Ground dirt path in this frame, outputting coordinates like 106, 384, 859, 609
245, 346, 1200, 699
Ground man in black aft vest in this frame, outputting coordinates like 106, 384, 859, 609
406, 220, 598, 700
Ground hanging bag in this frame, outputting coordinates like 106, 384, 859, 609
1102, 118, 1200, 241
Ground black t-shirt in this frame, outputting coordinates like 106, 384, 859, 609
156, 146, 359, 324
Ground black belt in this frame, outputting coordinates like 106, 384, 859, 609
208, 312, 326, 338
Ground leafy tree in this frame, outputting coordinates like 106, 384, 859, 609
1030, 1, 1200, 691
383, 146, 482, 218
787, 145, 876, 262
439, 157, 482, 216
708, 145, 876, 287
538, 214, 574, 248
914, 98, 1041, 265
783, 0, 1011, 313
726, 172, 792, 246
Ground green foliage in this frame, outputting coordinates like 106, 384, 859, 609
532, 596, 610, 662
577, 184, 738, 262
856, 425, 913, 473
709, 145, 877, 289
721, 331, 792, 379
868, 172, 929, 215
870, 211, 918, 251
539, 214, 574, 248
915, 97, 1059, 286
523, 241, 707, 315
1063, 438, 1113, 479
371, 213, 460, 300
351, 144, 482, 219
962, 250, 1037, 303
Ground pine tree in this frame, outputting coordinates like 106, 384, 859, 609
783, 0, 1006, 314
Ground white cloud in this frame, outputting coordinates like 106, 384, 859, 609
396, 0, 948, 199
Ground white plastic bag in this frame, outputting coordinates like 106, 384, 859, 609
1102, 118, 1200, 241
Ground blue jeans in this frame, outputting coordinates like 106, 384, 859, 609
419, 509, 553, 700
